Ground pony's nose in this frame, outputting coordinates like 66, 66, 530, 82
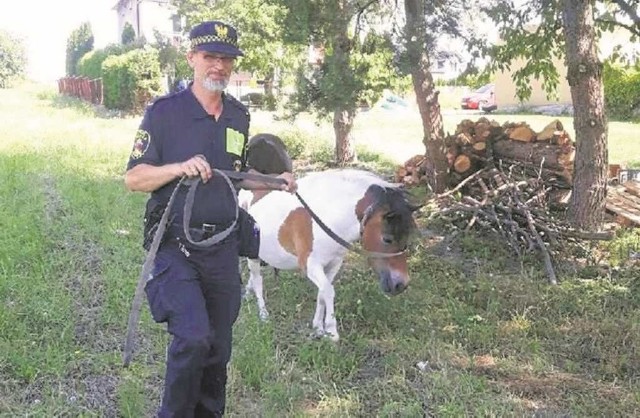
394, 281, 407, 294
382, 273, 407, 295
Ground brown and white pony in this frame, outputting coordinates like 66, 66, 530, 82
238, 169, 420, 341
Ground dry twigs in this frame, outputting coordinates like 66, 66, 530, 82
428, 163, 613, 285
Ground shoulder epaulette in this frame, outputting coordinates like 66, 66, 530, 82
148, 89, 182, 108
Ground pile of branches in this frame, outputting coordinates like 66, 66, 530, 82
428, 161, 613, 284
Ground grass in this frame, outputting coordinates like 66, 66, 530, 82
0, 81, 639, 417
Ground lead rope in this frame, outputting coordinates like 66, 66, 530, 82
294, 192, 405, 259
123, 169, 286, 367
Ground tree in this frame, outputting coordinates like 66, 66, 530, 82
397, 0, 490, 193
402, 0, 446, 193
0, 30, 27, 88
173, 0, 300, 110
484, 0, 639, 230
66, 22, 94, 76
562, 0, 608, 230
122, 22, 136, 45
278, 0, 405, 163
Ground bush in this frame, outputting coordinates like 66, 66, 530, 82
77, 44, 130, 80
0, 30, 26, 88
603, 61, 640, 121
121, 22, 136, 45
102, 47, 163, 113
66, 22, 94, 76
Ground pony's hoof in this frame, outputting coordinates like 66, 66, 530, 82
258, 310, 269, 321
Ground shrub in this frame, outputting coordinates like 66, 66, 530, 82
0, 30, 26, 88
66, 22, 94, 76
603, 61, 640, 121
77, 44, 130, 80
121, 22, 136, 45
102, 47, 163, 113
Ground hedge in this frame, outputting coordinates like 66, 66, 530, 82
102, 47, 163, 113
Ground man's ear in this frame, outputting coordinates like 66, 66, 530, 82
186, 50, 196, 68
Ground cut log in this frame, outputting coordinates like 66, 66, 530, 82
456, 132, 473, 145
453, 154, 472, 173
472, 142, 487, 152
395, 167, 408, 182
508, 125, 536, 142
623, 181, 640, 198
537, 119, 564, 141
492, 139, 574, 174
446, 145, 460, 166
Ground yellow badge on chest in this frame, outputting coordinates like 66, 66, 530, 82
225, 128, 244, 156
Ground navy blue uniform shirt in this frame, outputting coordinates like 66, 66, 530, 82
127, 85, 250, 228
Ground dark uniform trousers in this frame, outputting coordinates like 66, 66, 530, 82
145, 234, 241, 418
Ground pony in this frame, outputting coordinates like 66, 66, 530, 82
238, 169, 421, 341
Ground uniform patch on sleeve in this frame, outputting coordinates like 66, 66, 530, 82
225, 128, 245, 156
130, 129, 151, 160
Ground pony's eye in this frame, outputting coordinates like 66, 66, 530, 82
382, 236, 394, 245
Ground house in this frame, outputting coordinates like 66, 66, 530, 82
113, 0, 184, 44
493, 56, 573, 108
492, 27, 639, 109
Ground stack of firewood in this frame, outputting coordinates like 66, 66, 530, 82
394, 154, 427, 186
399, 118, 614, 284
396, 117, 576, 189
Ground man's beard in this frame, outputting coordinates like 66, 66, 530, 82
201, 77, 228, 92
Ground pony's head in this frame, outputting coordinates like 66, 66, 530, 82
356, 185, 421, 296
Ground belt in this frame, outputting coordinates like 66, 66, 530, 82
170, 222, 236, 242
123, 170, 287, 367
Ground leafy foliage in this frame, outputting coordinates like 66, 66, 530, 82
603, 60, 640, 120
77, 44, 131, 80
483, 0, 640, 101
173, 0, 300, 103
65, 22, 94, 76
121, 22, 136, 45
102, 47, 163, 113
281, 1, 399, 116
0, 30, 27, 88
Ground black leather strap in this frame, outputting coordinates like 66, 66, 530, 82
123, 169, 286, 367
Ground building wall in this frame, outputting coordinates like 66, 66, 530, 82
494, 56, 572, 108
115, 0, 177, 43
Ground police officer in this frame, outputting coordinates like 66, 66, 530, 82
124, 20, 296, 418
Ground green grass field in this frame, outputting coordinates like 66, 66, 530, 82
1, 82, 639, 417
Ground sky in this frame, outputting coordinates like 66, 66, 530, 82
0, 0, 119, 82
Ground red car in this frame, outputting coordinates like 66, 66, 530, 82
461, 83, 497, 112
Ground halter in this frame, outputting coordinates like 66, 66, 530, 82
294, 192, 407, 259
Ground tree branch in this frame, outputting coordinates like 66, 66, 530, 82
595, 18, 640, 38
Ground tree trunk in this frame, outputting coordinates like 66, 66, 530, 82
562, 0, 608, 230
332, 11, 357, 164
334, 108, 356, 163
263, 68, 276, 111
403, 0, 448, 193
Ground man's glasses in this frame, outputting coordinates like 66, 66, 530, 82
201, 53, 236, 65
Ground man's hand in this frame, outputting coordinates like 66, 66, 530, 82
179, 154, 212, 183
277, 172, 297, 193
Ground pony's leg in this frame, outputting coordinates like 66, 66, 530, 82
306, 262, 328, 337
321, 258, 344, 341
246, 258, 269, 321
306, 261, 341, 341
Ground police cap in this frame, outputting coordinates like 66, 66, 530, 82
189, 21, 244, 57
